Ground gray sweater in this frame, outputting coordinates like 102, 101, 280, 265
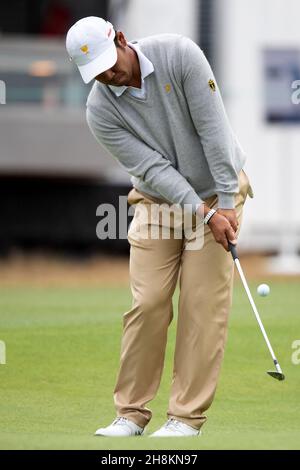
86, 34, 246, 212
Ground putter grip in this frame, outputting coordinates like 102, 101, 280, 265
228, 242, 238, 260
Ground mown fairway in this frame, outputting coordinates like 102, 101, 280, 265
0, 281, 299, 449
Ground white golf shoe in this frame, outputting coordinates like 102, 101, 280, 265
94, 417, 144, 437
150, 418, 200, 437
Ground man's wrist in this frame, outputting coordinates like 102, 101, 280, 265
199, 204, 218, 223
204, 208, 217, 225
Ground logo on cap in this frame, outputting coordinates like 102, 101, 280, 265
80, 44, 89, 55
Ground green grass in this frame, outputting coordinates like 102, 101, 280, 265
0, 281, 299, 449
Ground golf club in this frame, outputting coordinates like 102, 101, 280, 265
228, 241, 285, 381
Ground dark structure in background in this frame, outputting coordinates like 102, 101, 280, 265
0, 0, 109, 35
0, 1, 130, 257
0, 176, 131, 256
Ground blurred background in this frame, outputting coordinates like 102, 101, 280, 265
1, 0, 300, 281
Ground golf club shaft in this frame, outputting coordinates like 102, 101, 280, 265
229, 243, 283, 374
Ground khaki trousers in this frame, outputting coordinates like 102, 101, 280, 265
113, 170, 253, 430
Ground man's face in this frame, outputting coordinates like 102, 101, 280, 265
94, 34, 134, 87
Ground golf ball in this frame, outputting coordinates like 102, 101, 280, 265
257, 284, 270, 297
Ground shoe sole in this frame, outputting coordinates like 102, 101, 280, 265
94, 430, 144, 437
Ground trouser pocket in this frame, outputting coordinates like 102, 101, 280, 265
241, 170, 254, 198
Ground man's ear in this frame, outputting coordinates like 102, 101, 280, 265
115, 31, 127, 48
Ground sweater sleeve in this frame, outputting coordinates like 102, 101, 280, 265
86, 108, 203, 213
180, 37, 239, 209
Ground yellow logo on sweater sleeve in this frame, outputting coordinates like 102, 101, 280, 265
208, 79, 216, 92
165, 84, 171, 93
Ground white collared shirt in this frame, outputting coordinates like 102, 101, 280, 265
108, 42, 154, 99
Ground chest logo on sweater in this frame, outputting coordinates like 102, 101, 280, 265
208, 79, 216, 92
165, 83, 172, 93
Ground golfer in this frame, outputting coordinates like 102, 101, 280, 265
66, 16, 253, 437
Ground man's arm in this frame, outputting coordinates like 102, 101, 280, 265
86, 107, 203, 214
180, 37, 240, 209
180, 38, 240, 249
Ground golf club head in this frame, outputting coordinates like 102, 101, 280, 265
267, 370, 285, 381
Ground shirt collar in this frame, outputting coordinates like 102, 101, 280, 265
108, 42, 154, 97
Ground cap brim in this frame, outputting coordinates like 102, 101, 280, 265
78, 43, 117, 84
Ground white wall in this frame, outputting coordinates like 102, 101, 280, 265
216, 0, 300, 251
118, 0, 199, 42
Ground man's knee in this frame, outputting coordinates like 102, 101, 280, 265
125, 289, 173, 327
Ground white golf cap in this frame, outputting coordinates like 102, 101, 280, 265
66, 17, 117, 84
